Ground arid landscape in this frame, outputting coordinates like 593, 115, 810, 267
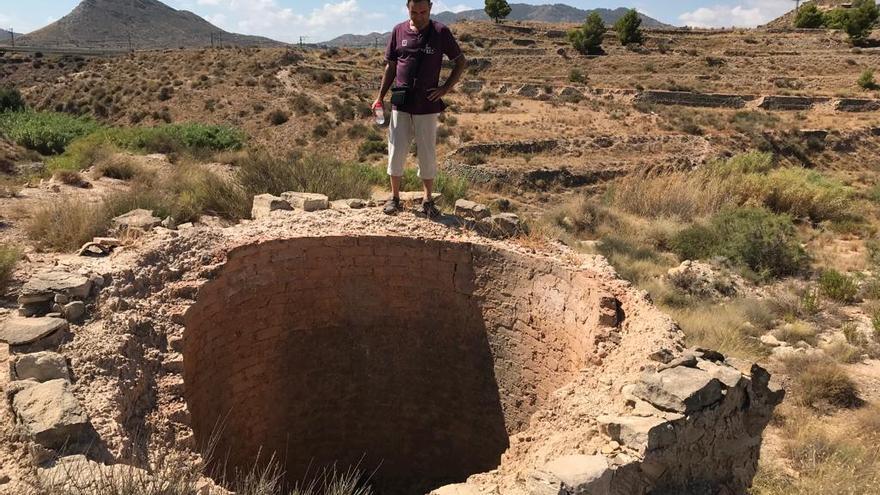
1, 0, 880, 493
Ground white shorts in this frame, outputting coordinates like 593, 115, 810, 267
387, 110, 439, 180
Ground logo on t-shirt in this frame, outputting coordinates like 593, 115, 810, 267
402, 39, 408, 47
424, 46, 435, 55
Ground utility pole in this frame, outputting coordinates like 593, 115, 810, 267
9, 28, 13, 48
210, 32, 214, 48
128, 32, 133, 52
299, 36, 309, 48
794, 0, 801, 13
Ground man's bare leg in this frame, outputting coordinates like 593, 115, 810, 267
422, 178, 433, 202
390, 175, 402, 199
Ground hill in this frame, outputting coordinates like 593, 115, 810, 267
433, 4, 672, 27
762, 0, 851, 28
321, 3, 672, 46
15, 0, 285, 50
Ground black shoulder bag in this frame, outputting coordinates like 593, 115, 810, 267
390, 23, 433, 107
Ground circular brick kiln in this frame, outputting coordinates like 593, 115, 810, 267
183, 236, 618, 493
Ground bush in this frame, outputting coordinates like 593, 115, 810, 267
823, 8, 850, 29
233, 151, 374, 202
166, 165, 250, 222
25, 198, 110, 252
91, 155, 145, 181
357, 133, 387, 160
614, 9, 643, 45
569, 68, 586, 83
106, 123, 245, 154
0, 87, 25, 113
0, 243, 20, 293
858, 69, 878, 90
0, 111, 100, 154
773, 321, 818, 346
568, 12, 606, 55
843, 0, 879, 44
783, 356, 861, 410
671, 207, 807, 279
267, 109, 289, 126
795, 4, 826, 28
818, 269, 859, 303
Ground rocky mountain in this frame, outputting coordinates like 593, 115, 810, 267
322, 3, 673, 46
0, 29, 12, 42
15, 0, 285, 50
433, 4, 672, 27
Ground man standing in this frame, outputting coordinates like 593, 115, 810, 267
373, 0, 467, 217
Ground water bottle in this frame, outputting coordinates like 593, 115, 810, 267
373, 102, 385, 125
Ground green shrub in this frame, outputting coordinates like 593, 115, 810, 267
568, 12, 606, 55
106, 123, 245, 154
757, 168, 852, 223
0, 243, 21, 292
614, 8, 643, 45
671, 207, 807, 279
0, 111, 100, 154
843, 0, 879, 44
818, 269, 859, 303
0, 87, 25, 113
357, 133, 386, 160
795, 4, 826, 28
569, 68, 586, 83
858, 69, 878, 90
824, 8, 850, 29
46, 132, 118, 172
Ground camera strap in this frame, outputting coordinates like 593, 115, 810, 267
407, 21, 434, 88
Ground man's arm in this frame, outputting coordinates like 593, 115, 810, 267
373, 61, 397, 108
427, 55, 467, 102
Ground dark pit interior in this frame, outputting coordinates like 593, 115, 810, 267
183, 236, 606, 493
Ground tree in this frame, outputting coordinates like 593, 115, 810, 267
794, 4, 825, 28
614, 8, 643, 45
844, 0, 880, 44
568, 12, 607, 55
484, 0, 512, 23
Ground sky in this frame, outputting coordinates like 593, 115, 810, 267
0, 0, 796, 42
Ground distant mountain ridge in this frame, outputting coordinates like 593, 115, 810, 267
322, 3, 673, 46
14, 0, 285, 50
433, 4, 672, 27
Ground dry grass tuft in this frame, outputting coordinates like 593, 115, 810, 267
0, 243, 21, 292
781, 355, 862, 411
25, 198, 109, 252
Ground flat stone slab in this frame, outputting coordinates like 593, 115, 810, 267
454, 199, 491, 220
598, 415, 675, 454
281, 192, 329, 212
12, 379, 90, 449
112, 209, 162, 231
529, 455, 612, 495
632, 366, 724, 414
251, 194, 292, 219
12, 352, 70, 382
18, 271, 92, 304
0, 317, 68, 350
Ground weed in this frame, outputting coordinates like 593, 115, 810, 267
0, 111, 100, 154
0, 243, 20, 293
818, 269, 859, 304
782, 355, 861, 410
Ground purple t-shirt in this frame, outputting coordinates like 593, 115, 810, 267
385, 20, 462, 115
